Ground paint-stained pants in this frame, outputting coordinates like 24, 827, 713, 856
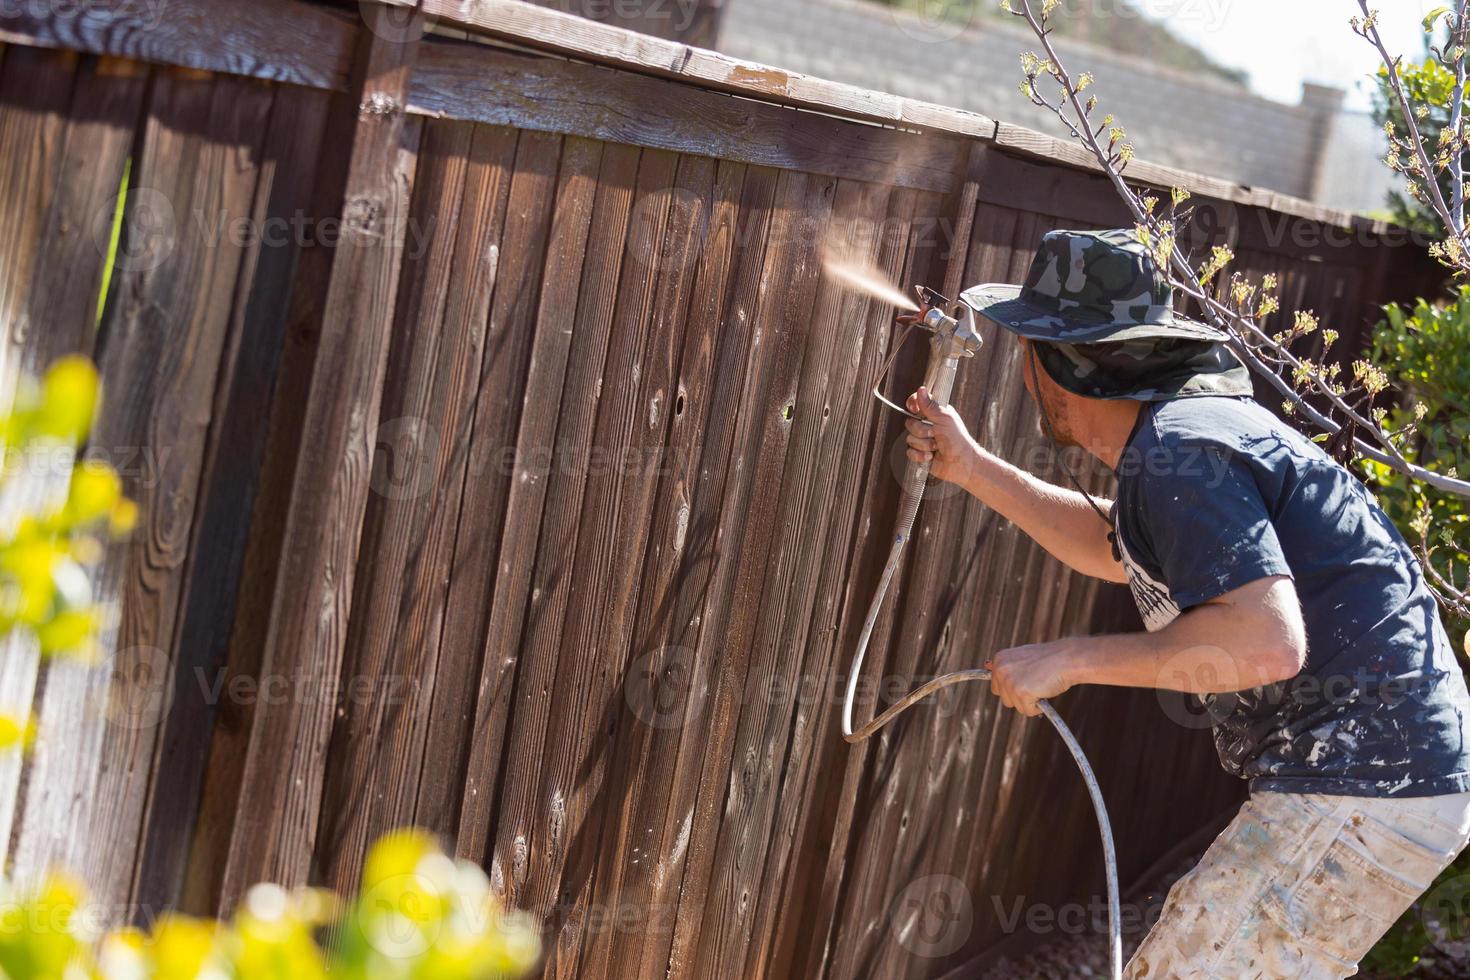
1125, 790, 1470, 979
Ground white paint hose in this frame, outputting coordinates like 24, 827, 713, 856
840, 306, 1123, 980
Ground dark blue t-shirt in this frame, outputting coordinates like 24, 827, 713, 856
1113, 396, 1470, 798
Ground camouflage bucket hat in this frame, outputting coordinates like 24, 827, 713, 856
959, 228, 1228, 344
961, 227, 1252, 402
1031, 336, 1253, 403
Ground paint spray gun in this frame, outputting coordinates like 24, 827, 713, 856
872, 287, 985, 425
840, 285, 986, 744
838, 285, 1123, 980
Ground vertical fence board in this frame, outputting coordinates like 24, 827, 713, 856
11, 70, 273, 913
218, 8, 425, 901
0, 45, 74, 377
408, 122, 522, 837
133, 81, 333, 915
428, 130, 603, 858
449, 134, 629, 864
626, 163, 785, 980
0, 45, 76, 863
758, 184, 928, 980
0, 48, 145, 865
482, 144, 674, 936
423, 125, 569, 905
537, 152, 715, 978
739, 178, 904, 980
23, 56, 146, 363
310, 117, 477, 893
90, 70, 275, 913
683, 168, 841, 978
568, 153, 738, 977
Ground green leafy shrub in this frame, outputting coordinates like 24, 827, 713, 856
1360, 288, 1470, 655
1359, 290, 1470, 976
1371, 54, 1466, 233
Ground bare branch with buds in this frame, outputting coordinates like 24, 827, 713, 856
1008, 0, 1470, 614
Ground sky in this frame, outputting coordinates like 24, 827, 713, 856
1155, 0, 1443, 109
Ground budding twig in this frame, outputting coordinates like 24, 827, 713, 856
1009, 0, 1470, 609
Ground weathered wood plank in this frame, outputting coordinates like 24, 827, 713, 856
0, 0, 356, 91
405, 122, 525, 840
609, 161, 783, 980
0, 45, 75, 380
404, 122, 523, 840
310, 117, 479, 894
413, 131, 603, 853
181, 54, 426, 922
12, 69, 273, 913
658, 168, 836, 978
534, 151, 715, 979
574, 153, 752, 980
217, 7, 425, 904
131, 81, 333, 915
759, 184, 928, 980
406, 125, 565, 895
22, 56, 146, 363
419, 0, 996, 138
477, 145, 677, 941
409, 37, 966, 194
688, 176, 889, 977
97, 71, 275, 919
0, 43, 80, 866
732, 177, 907, 980
452, 138, 639, 867
548, 152, 732, 977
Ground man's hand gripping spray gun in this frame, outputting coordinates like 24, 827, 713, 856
838, 287, 1123, 980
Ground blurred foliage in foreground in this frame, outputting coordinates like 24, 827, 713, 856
1, 356, 135, 657
0, 829, 539, 979
0, 356, 135, 750
0, 365, 541, 976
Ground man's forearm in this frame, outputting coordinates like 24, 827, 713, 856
960, 447, 1126, 583
1061, 584, 1306, 694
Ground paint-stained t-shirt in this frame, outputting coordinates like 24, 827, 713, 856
1112, 395, 1470, 798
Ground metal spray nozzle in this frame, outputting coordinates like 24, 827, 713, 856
911, 285, 983, 359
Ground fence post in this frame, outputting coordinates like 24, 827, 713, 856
202, 0, 426, 911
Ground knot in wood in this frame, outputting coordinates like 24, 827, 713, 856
342, 196, 385, 238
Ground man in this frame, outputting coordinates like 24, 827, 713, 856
902, 228, 1470, 978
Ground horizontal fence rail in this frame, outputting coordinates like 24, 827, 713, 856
0, 2, 1443, 977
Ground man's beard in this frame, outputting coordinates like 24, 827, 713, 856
1035, 387, 1078, 448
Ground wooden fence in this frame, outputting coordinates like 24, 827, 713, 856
0, 1, 1443, 977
